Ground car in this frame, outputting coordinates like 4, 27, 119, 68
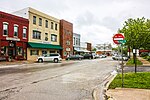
112, 55, 128, 61
66, 55, 84, 60
99, 54, 107, 58
83, 54, 93, 59
37, 53, 62, 63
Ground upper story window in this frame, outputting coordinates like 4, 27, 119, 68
39, 18, 42, 26
51, 34, 57, 42
32, 30, 41, 39
23, 27, 27, 38
51, 22, 53, 29
3, 22, 8, 36
45, 33, 48, 41
14, 25, 18, 37
55, 23, 57, 30
73, 37, 75, 45
33, 16, 36, 24
66, 40, 70, 45
45, 20, 48, 28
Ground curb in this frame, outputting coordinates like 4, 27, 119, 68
103, 71, 117, 100
92, 70, 118, 100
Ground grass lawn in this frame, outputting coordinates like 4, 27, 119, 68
126, 58, 143, 66
109, 72, 150, 89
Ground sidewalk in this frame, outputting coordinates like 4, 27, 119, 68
106, 88, 150, 100
105, 57, 150, 100
137, 57, 150, 66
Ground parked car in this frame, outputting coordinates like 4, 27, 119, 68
37, 53, 62, 63
99, 54, 107, 58
112, 55, 128, 61
83, 54, 93, 59
66, 55, 84, 60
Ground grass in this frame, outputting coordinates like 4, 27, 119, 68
143, 56, 150, 62
126, 58, 143, 66
109, 72, 150, 89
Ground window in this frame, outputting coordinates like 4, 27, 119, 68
32, 30, 41, 39
42, 50, 47, 56
66, 40, 70, 45
55, 24, 57, 30
30, 50, 39, 55
17, 47, 23, 56
39, 18, 42, 26
45, 33, 48, 41
1, 46, 8, 56
51, 34, 57, 42
73, 37, 75, 45
51, 22, 53, 29
23, 27, 27, 38
33, 16, 36, 24
45, 20, 48, 28
3, 22, 8, 36
14, 25, 18, 37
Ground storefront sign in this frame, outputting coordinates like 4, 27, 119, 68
6, 37, 20, 41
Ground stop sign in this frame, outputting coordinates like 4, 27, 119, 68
113, 33, 124, 44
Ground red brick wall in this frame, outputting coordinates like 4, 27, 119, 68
87, 43, 92, 51
60, 19, 73, 59
0, 11, 29, 60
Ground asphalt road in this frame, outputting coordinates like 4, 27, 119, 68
0, 57, 118, 100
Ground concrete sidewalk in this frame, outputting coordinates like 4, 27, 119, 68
106, 88, 150, 100
105, 57, 150, 100
137, 57, 150, 66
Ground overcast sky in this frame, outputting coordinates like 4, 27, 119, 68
1, 0, 150, 46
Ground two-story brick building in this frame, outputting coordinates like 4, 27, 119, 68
0, 11, 29, 61
13, 7, 62, 61
60, 20, 73, 59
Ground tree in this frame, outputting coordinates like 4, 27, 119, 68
119, 17, 150, 50
119, 17, 150, 73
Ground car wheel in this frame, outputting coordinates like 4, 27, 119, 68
54, 58, 58, 63
38, 59, 43, 63
79, 58, 82, 60
89, 57, 91, 59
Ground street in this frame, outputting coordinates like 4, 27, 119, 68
0, 57, 118, 100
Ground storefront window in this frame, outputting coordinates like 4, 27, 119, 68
42, 50, 47, 56
17, 47, 23, 56
24, 49, 26, 59
30, 50, 39, 55
1, 46, 8, 56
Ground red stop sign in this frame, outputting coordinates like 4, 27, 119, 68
113, 34, 124, 44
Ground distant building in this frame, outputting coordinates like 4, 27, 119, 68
0, 11, 29, 61
96, 43, 112, 56
60, 19, 73, 59
73, 33, 80, 50
80, 42, 91, 53
13, 7, 62, 60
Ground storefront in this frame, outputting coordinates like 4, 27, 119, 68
0, 11, 29, 61
0, 40, 27, 61
27, 42, 62, 61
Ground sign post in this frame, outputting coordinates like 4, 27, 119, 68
113, 33, 126, 88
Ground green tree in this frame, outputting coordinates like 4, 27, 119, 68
119, 17, 150, 50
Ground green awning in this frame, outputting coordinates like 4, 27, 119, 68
28, 42, 62, 50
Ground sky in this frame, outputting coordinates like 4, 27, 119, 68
0, 0, 150, 47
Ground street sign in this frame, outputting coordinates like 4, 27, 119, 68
113, 33, 124, 44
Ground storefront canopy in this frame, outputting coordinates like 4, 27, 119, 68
28, 42, 62, 50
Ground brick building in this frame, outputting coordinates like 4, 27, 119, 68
60, 20, 73, 59
87, 42, 92, 51
0, 11, 29, 61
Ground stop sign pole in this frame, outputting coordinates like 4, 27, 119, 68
113, 33, 124, 88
